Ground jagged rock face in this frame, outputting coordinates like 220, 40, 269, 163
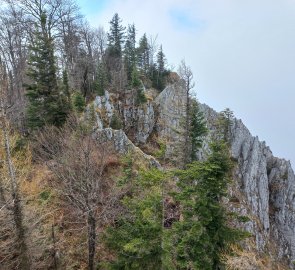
93, 91, 115, 126
201, 103, 295, 267
92, 128, 160, 168
268, 157, 295, 262
121, 90, 138, 133
90, 83, 295, 267
91, 89, 155, 144
135, 101, 155, 144
231, 119, 271, 251
121, 89, 155, 144
234, 125, 295, 267
155, 81, 187, 158
91, 82, 187, 153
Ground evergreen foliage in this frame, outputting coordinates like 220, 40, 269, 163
217, 108, 234, 142
172, 141, 246, 269
149, 45, 168, 91
136, 87, 147, 104
103, 168, 168, 269
94, 62, 107, 96
0, 5, 260, 269
103, 139, 248, 269
155, 45, 166, 90
105, 14, 171, 92
136, 86, 147, 104
110, 113, 123, 130
72, 91, 85, 113
131, 67, 141, 88
131, 67, 147, 104
25, 13, 68, 129
61, 69, 72, 113
108, 13, 126, 57
157, 45, 165, 75
62, 69, 70, 101
190, 100, 208, 161
124, 24, 137, 81
137, 33, 150, 75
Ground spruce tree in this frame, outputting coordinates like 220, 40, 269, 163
61, 69, 72, 114
25, 13, 67, 129
190, 100, 208, 161
72, 91, 85, 113
172, 141, 246, 269
62, 69, 71, 101
131, 66, 141, 88
218, 108, 234, 142
154, 45, 166, 90
131, 67, 147, 104
137, 33, 150, 75
124, 24, 137, 81
157, 45, 165, 74
107, 13, 126, 58
103, 168, 168, 269
94, 62, 107, 96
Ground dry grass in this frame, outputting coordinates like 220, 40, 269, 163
222, 244, 289, 270
222, 245, 266, 270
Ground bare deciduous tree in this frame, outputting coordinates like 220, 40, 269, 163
36, 118, 121, 270
178, 60, 195, 166
0, 3, 31, 130
148, 34, 158, 67
95, 26, 107, 61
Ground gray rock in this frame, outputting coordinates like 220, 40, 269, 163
268, 156, 295, 262
231, 119, 270, 250
155, 81, 187, 158
119, 89, 155, 144
201, 103, 295, 267
92, 90, 115, 127
90, 82, 295, 267
136, 101, 155, 144
93, 128, 161, 168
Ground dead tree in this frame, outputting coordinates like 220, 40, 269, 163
178, 60, 195, 166
0, 61, 30, 269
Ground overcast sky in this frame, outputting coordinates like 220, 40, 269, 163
77, 0, 295, 166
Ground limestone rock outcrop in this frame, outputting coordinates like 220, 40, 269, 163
201, 103, 295, 267
92, 128, 160, 169
90, 89, 155, 145
93, 90, 115, 126
155, 81, 186, 158
268, 157, 295, 262
90, 82, 295, 267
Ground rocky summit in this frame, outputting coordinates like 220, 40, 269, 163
89, 80, 295, 268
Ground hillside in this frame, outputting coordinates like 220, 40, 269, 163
0, 1, 294, 269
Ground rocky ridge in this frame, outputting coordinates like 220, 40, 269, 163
90, 81, 295, 268
201, 104, 295, 267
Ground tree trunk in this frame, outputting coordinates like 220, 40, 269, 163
183, 88, 190, 167
12, 191, 30, 270
0, 107, 30, 269
52, 224, 58, 270
87, 211, 96, 270
0, 180, 5, 204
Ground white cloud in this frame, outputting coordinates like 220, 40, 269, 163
85, 0, 295, 165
